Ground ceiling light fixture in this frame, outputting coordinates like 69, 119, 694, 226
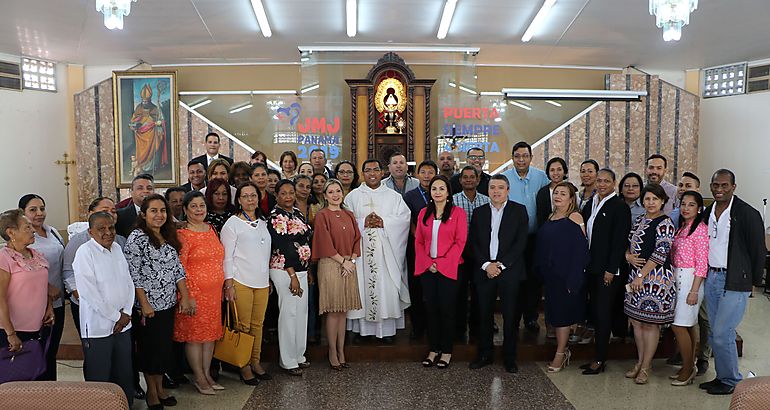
229, 103, 254, 114
545, 100, 562, 107
179, 90, 296, 95
300, 84, 320, 94
479, 91, 504, 96
189, 99, 212, 110
508, 101, 532, 111
437, 0, 458, 40
521, 0, 556, 42
96, 0, 137, 30
250, 0, 272, 37
502, 88, 647, 100
347, 0, 357, 37
649, 0, 697, 42
298, 45, 479, 54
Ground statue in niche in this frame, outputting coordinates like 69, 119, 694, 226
375, 75, 406, 134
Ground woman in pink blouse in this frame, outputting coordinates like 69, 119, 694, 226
414, 176, 467, 369
0, 209, 54, 362
669, 191, 709, 386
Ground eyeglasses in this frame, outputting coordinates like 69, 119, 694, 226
710, 219, 718, 239
467, 155, 485, 160
513, 154, 531, 160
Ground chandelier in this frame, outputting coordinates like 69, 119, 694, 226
649, 0, 698, 41
96, 0, 138, 30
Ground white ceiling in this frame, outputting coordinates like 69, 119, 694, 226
2, 0, 770, 70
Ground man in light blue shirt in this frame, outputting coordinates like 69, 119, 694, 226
501, 142, 549, 234
500, 141, 549, 333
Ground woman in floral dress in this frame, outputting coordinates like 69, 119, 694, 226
267, 179, 313, 375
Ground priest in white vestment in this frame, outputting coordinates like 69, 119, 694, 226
344, 159, 411, 339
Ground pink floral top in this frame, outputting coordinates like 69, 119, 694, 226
671, 221, 709, 278
267, 206, 312, 271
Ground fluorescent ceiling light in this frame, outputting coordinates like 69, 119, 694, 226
180, 90, 296, 95
508, 100, 532, 111
479, 91, 504, 96
298, 45, 479, 54
300, 84, 320, 94
448, 81, 456, 88
250, 0, 272, 37
545, 100, 562, 107
347, 0, 357, 37
189, 99, 212, 110
502, 88, 647, 100
437, 0, 458, 40
521, 0, 557, 42
458, 85, 477, 95
229, 103, 254, 114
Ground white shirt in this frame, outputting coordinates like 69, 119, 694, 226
221, 216, 272, 289
708, 196, 733, 268
73, 239, 135, 338
207, 154, 220, 165
586, 192, 617, 248
430, 220, 441, 258
488, 203, 505, 262
30, 225, 65, 308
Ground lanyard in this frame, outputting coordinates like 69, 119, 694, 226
418, 187, 428, 205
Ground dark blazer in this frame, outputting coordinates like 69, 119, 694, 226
192, 154, 233, 170
469, 201, 529, 280
581, 194, 631, 277
703, 196, 766, 292
116, 205, 138, 238
535, 184, 552, 228
451, 172, 490, 197
179, 181, 205, 193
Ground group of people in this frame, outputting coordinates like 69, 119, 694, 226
0, 131, 765, 408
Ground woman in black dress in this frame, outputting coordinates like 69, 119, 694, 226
535, 182, 588, 372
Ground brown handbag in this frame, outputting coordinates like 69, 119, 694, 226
213, 301, 255, 368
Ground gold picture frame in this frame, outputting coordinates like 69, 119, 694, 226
113, 70, 179, 188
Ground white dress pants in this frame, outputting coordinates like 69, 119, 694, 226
269, 269, 309, 369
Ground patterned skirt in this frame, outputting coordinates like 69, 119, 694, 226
623, 265, 677, 324
317, 258, 362, 314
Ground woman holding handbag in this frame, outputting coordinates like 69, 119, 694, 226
0, 208, 55, 381
221, 182, 272, 385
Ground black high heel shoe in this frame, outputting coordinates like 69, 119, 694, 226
581, 361, 606, 375
239, 374, 260, 386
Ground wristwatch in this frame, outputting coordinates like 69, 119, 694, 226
636, 272, 643, 278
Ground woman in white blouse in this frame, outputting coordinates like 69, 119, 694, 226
19, 193, 64, 381
221, 181, 273, 385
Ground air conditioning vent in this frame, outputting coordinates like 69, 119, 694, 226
747, 64, 770, 94
0, 59, 21, 91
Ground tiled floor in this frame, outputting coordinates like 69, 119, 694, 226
55, 292, 770, 409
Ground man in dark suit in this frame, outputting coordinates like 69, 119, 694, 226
699, 169, 766, 395
191, 132, 233, 170
179, 160, 206, 192
115, 173, 155, 238
468, 174, 528, 373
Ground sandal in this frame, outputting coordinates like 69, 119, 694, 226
436, 354, 452, 369
339, 362, 351, 368
298, 361, 311, 369
285, 367, 303, 376
422, 352, 439, 367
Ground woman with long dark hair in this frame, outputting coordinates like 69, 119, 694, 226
669, 191, 709, 386
334, 161, 359, 197
414, 176, 467, 369
18, 194, 64, 381
124, 194, 196, 409
578, 160, 599, 211
619, 172, 645, 223
250, 163, 276, 215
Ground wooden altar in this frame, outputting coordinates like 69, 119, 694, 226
346, 53, 435, 166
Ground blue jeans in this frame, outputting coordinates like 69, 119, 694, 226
705, 269, 750, 387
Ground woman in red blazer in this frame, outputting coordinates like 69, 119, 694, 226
414, 175, 468, 369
